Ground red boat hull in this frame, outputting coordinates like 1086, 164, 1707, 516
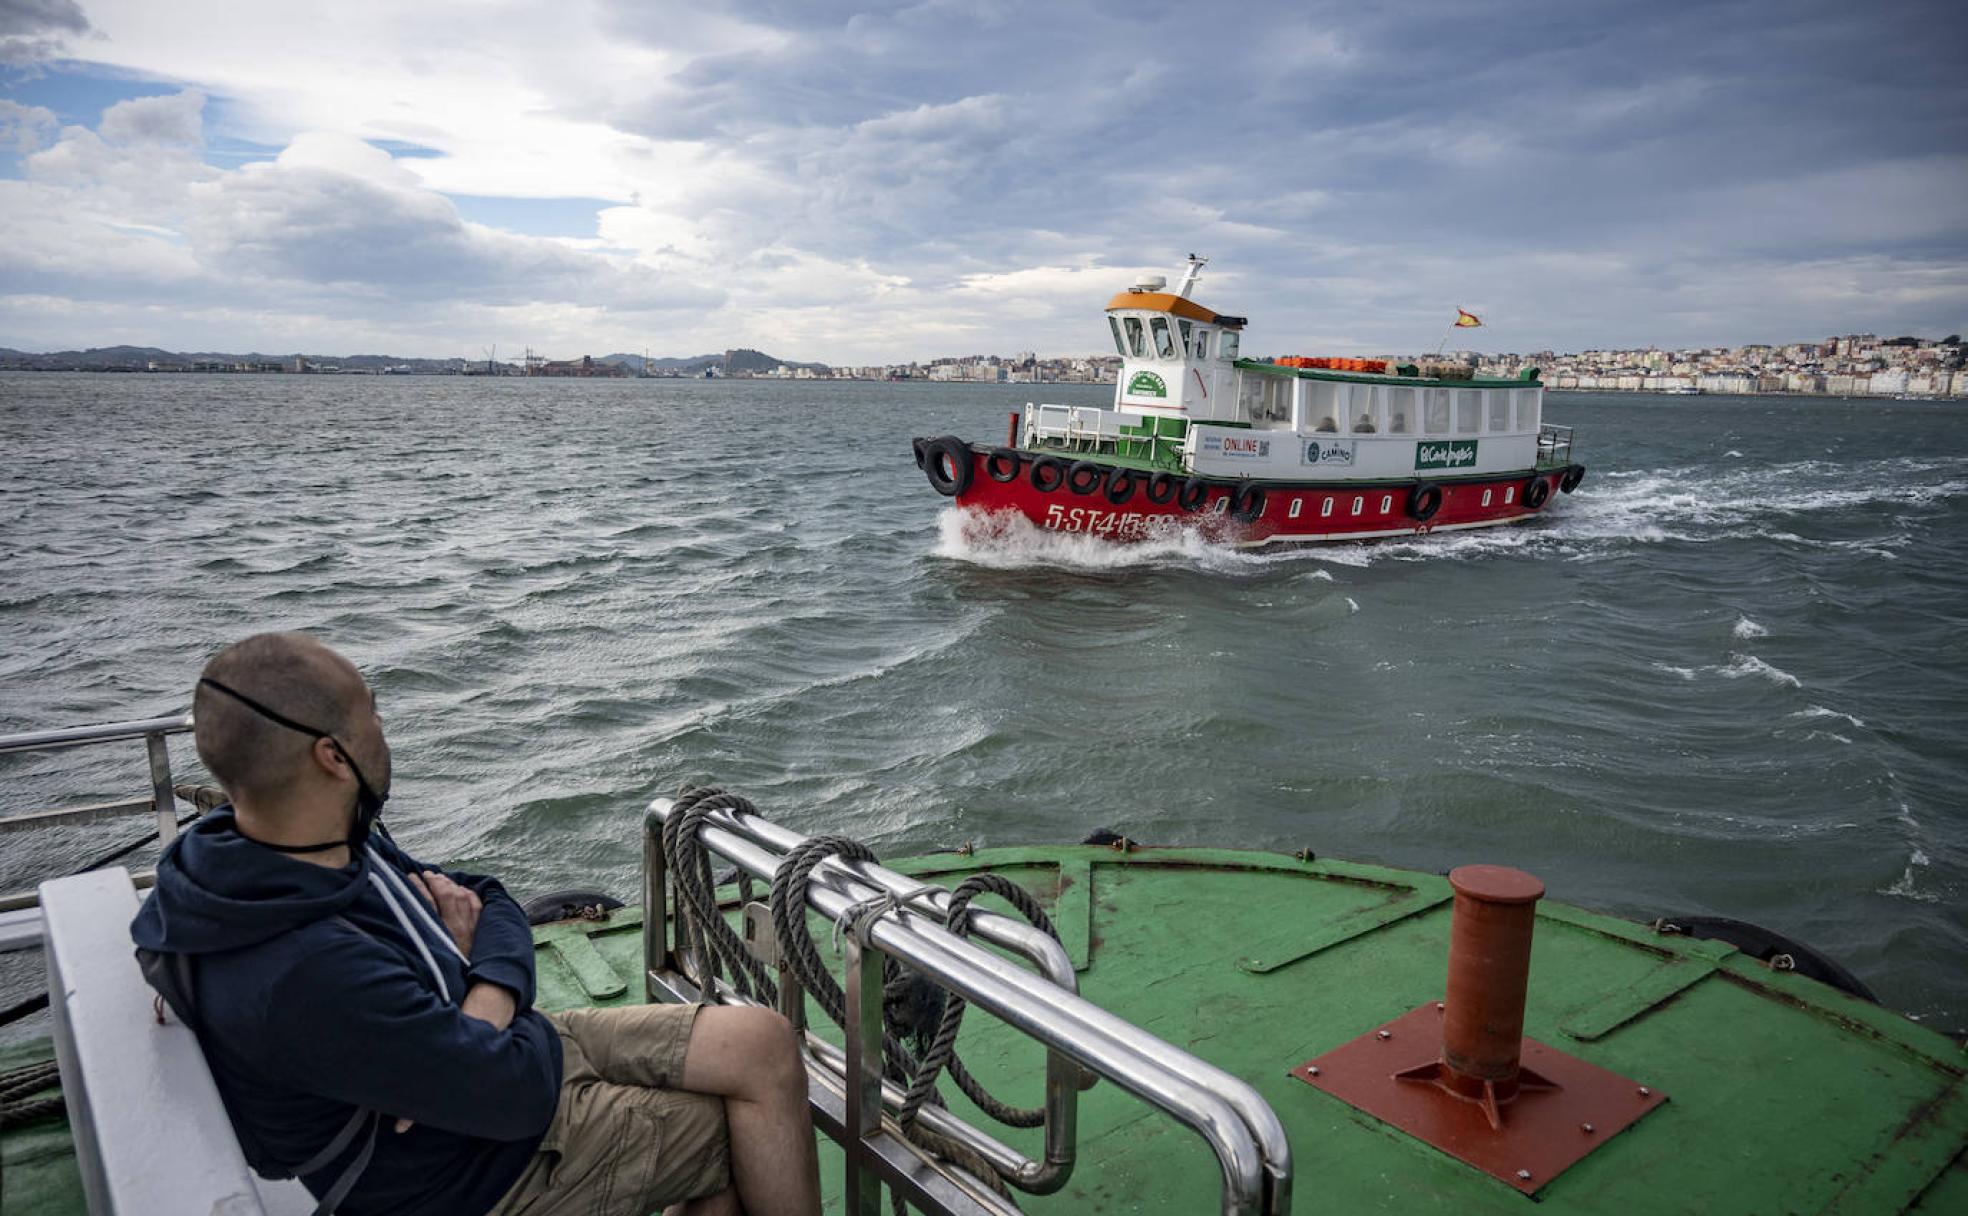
934, 445, 1578, 547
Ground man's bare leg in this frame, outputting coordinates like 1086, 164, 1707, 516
680, 1006, 821, 1216
669, 1188, 741, 1216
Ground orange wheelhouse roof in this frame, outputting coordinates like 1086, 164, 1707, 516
1103, 291, 1247, 328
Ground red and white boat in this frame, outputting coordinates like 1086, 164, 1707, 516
914, 258, 1584, 546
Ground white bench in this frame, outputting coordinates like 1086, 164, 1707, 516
40, 867, 314, 1215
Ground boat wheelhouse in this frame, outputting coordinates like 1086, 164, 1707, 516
914, 258, 1583, 545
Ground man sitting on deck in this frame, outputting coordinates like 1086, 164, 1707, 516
131, 632, 820, 1216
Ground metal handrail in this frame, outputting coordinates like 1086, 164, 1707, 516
0, 713, 194, 852
645, 798, 1291, 1216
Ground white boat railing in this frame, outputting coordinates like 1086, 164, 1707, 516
0, 715, 194, 888
1023, 403, 1125, 452
1537, 423, 1575, 467
644, 796, 1292, 1216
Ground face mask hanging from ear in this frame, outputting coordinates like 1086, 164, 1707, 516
198, 677, 389, 854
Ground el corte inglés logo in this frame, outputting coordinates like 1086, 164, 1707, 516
1415, 439, 1478, 470
1126, 371, 1168, 398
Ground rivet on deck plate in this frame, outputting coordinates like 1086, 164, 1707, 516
1637, 1086, 1651, 1097
1435, 1001, 1445, 1011
1377, 1029, 1392, 1040
1307, 1066, 1321, 1076
1581, 1123, 1596, 1134
1516, 1169, 1533, 1181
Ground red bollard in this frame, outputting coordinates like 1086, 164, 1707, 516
1007, 411, 1020, 447
1437, 865, 1545, 1106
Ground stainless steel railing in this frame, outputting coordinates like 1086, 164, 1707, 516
0, 714, 193, 842
0, 714, 195, 916
644, 796, 1292, 1216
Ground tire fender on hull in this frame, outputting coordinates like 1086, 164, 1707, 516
922, 436, 973, 497
1523, 474, 1551, 510
985, 448, 1022, 482
1029, 455, 1067, 493
1560, 465, 1586, 493
1408, 482, 1443, 522
1067, 461, 1107, 496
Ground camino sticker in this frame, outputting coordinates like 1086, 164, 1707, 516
1303, 439, 1357, 467
1415, 440, 1478, 470
1126, 371, 1168, 398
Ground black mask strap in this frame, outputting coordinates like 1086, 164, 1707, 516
198, 677, 381, 854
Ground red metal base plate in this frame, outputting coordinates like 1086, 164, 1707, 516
1290, 1002, 1667, 1194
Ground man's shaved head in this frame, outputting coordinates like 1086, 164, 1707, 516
194, 633, 371, 803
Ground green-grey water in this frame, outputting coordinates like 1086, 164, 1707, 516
2, 372, 1964, 1029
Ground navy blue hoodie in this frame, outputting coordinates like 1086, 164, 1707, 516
130, 810, 562, 1216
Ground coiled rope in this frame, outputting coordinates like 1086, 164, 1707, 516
0, 1059, 63, 1130
666, 786, 1067, 1207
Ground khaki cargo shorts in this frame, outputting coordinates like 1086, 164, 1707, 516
487, 1004, 731, 1216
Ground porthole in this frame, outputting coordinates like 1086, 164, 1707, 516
1504, 486, 1515, 504
1321, 497, 1334, 518
1379, 494, 1393, 514
1351, 496, 1363, 517
1482, 489, 1493, 507
1289, 497, 1303, 519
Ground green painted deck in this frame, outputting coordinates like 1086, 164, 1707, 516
534, 846, 1968, 1215
6, 846, 1965, 1213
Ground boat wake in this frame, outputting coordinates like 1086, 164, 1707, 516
934, 508, 1298, 575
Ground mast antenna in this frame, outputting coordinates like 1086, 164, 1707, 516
1176, 254, 1208, 299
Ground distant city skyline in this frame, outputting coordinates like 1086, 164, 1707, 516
2, 1, 1965, 362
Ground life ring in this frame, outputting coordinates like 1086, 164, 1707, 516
1560, 465, 1585, 493
1177, 476, 1210, 511
1229, 483, 1266, 522
922, 436, 973, 497
911, 437, 928, 469
1408, 482, 1443, 522
1523, 474, 1551, 509
1104, 467, 1138, 506
1145, 471, 1180, 504
1067, 461, 1107, 496
985, 448, 1022, 482
1029, 455, 1067, 493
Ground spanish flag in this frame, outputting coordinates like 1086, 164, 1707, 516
1454, 308, 1483, 328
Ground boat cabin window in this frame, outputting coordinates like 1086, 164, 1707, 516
1424, 388, 1452, 435
1108, 317, 1127, 358
1179, 319, 1194, 357
1242, 373, 1291, 423
1516, 389, 1541, 430
1488, 390, 1510, 432
1151, 316, 1176, 359
1304, 380, 1341, 431
1456, 390, 1482, 435
1192, 328, 1210, 359
1387, 387, 1414, 433
1220, 330, 1240, 360
1351, 385, 1382, 433
1123, 316, 1145, 357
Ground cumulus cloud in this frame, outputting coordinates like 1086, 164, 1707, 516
0, 0, 89, 66
0, 96, 56, 150
4, 0, 1966, 357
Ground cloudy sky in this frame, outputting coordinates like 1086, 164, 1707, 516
2, 0, 1964, 363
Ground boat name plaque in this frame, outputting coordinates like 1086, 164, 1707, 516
1125, 371, 1168, 398
1303, 439, 1356, 467
1416, 440, 1478, 470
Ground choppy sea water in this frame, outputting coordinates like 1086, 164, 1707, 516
2, 373, 1964, 1028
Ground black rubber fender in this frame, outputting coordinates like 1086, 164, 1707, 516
1655, 915, 1877, 1003
1523, 474, 1551, 510
985, 448, 1022, 482
1104, 467, 1139, 506
1229, 482, 1266, 522
1408, 482, 1443, 522
1145, 470, 1180, 505
1067, 460, 1107, 496
1560, 465, 1586, 493
1030, 455, 1067, 493
1177, 476, 1210, 511
911, 436, 928, 469
522, 888, 625, 927
922, 436, 973, 497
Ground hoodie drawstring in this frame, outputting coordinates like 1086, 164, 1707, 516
366, 847, 469, 964
365, 869, 452, 1001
